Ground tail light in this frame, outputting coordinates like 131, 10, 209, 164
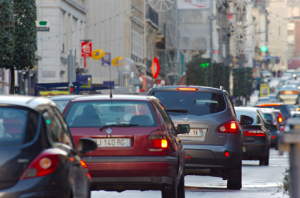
148, 131, 168, 148
278, 113, 283, 123
176, 87, 198, 91
244, 130, 265, 137
218, 121, 238, 133
20, 150, 60, 180
280, 125, 285, 132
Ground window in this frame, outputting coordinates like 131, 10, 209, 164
65, 101, 157, 128
288, 23, 295, 30
235, 111, 261, 125
0, 107, 39, 147
288, 35, 295, 44
131, 29, 143, 61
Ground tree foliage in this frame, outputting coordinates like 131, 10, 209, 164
232, 67, 253, 97
186, 57, 230, 91
13, 0, 37, 70
0, 0, 14, 68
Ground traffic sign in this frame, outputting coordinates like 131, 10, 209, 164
36, 21, 50, 31
81, 42, 92, 57
91, 49, 105, 60
151, 57, 160, 79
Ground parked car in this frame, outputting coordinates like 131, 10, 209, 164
48, 95, 82, 113
259, 108, 281, 150
0, 96, 97, 198
235, 107, 271, 165
148, 86, 253, 190
63, 95, 189, 198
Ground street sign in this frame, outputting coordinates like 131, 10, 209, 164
112, 57, 124, 66
102, 53, 111, 66
91, 49, 105, 60
103, 81, 114, 88
151, 57, 160, 79
81, 42, 92, 57
36, 21, 50, 31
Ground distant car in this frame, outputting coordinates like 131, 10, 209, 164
259, 108, 281, 150
283, 70, 296, 77
261, 70, 272, 78
272, 109, 285, 132
63, 95, 188, 197
148, 86, 254, 190
235, 107, 271, 165
256, 97, 270, 104
48, 95, 82, 113
277, 85, 299, 104
291, 111, 300, 118
0, 96, 97, 198
266, 94, 278, 102
284, 80, 300, 87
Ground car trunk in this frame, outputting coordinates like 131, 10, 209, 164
0, 145, 40, 190
171, 110, 234, 146
242, 125, 267, 143
70, 126, 160, 156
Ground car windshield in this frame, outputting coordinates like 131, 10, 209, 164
153, 91, 226, 116
64, 101, 157, 127
0, 107, 39, 147
235, 110, 261, 125
279, 85, 298, 91
52, 100, 70, 112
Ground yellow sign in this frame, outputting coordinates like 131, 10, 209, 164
260, 83, 270, 97
39, 91, 69, 96
112, 57, 124, 66
91, 49, 105, 60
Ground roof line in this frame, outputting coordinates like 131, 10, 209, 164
26, 97, 36, 105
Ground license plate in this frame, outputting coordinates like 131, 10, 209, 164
178, 129, 207, 137
93, 138, 131, 147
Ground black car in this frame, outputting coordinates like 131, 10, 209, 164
148, 86, 253, 190
235, 107, 271, 166
0, 96, 97, 198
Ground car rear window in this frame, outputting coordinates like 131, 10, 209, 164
52, 100, 69, 113
0, 107, 39, 147
153, 91, 226, 116
235, 110, 261, 125
64, 101, 157, 127
263, 113, 273, 121
257, 105, 291, 118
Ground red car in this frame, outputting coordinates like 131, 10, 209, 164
63, 95, 189, 198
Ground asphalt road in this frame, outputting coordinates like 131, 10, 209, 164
91, 148, 289, 198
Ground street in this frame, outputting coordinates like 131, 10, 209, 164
91, 149, 289, 198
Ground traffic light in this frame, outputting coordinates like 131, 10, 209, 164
200, 62, 210, 68
260, 46, 268, 53
14, 86, 19, 94
68, 84, 74, 94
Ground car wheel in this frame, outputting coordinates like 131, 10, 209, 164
177, 168, 185, 198
162, 177, 178, 198
259, 150, 270, 166
227, 161, 242, 190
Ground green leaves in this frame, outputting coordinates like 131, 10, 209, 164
186, 57, 230, 91
233, 67, 253, 97
0, 0, 36, 70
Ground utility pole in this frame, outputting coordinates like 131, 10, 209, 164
210, 0, 214, 87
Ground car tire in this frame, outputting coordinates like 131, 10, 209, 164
162, 177, 178, 198
227, 161, 242, 190
259, 150, 270, 166
177, 168, 185, 198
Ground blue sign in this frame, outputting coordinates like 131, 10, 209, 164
102, 53, 111, 66
103, 81, 114, 88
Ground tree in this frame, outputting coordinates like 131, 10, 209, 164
11, 0, 37, 94
0, 0, 14, 71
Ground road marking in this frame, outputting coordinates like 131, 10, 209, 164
185, 183, 282, 189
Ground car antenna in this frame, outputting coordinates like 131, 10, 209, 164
109, 64, 113, 99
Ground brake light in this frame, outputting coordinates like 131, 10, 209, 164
244, 130, 265, 137
177, 87, 198, 91
280, 125, 285, 132
282, 91, 298, 94
148, 131, 169, 148
80, 160, 87, 168
258, 104, 281, 107
278, 113, 283, 123
87, 173, 92, 180
218, 121, 238, 133
20, 150, 60, 180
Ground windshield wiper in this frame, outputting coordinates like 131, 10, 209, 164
166, 109, 188, 113
100, 124, 139, 131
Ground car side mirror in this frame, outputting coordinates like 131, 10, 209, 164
177, 124, 190, 134
78, 137, 97, 157
240, 115, 254, 125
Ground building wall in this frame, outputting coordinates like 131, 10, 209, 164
36, 0, 86, 83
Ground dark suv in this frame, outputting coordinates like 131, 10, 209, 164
149, 86, 252, 190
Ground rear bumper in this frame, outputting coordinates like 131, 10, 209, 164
83, 156, 177, 190
183, 134, 242, 171
242, 142, 269, 159
270, 131, 279, 146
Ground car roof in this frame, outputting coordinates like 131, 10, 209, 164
255, 102, 286, 106
259, 108, 275, 114
234, 107, 259, 113
71, 94, 156, 102
0, 95, 56, 111
48, 95, 82, 100
150, 85, 224, 94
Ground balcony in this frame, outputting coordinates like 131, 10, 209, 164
146, 4, 159, 27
